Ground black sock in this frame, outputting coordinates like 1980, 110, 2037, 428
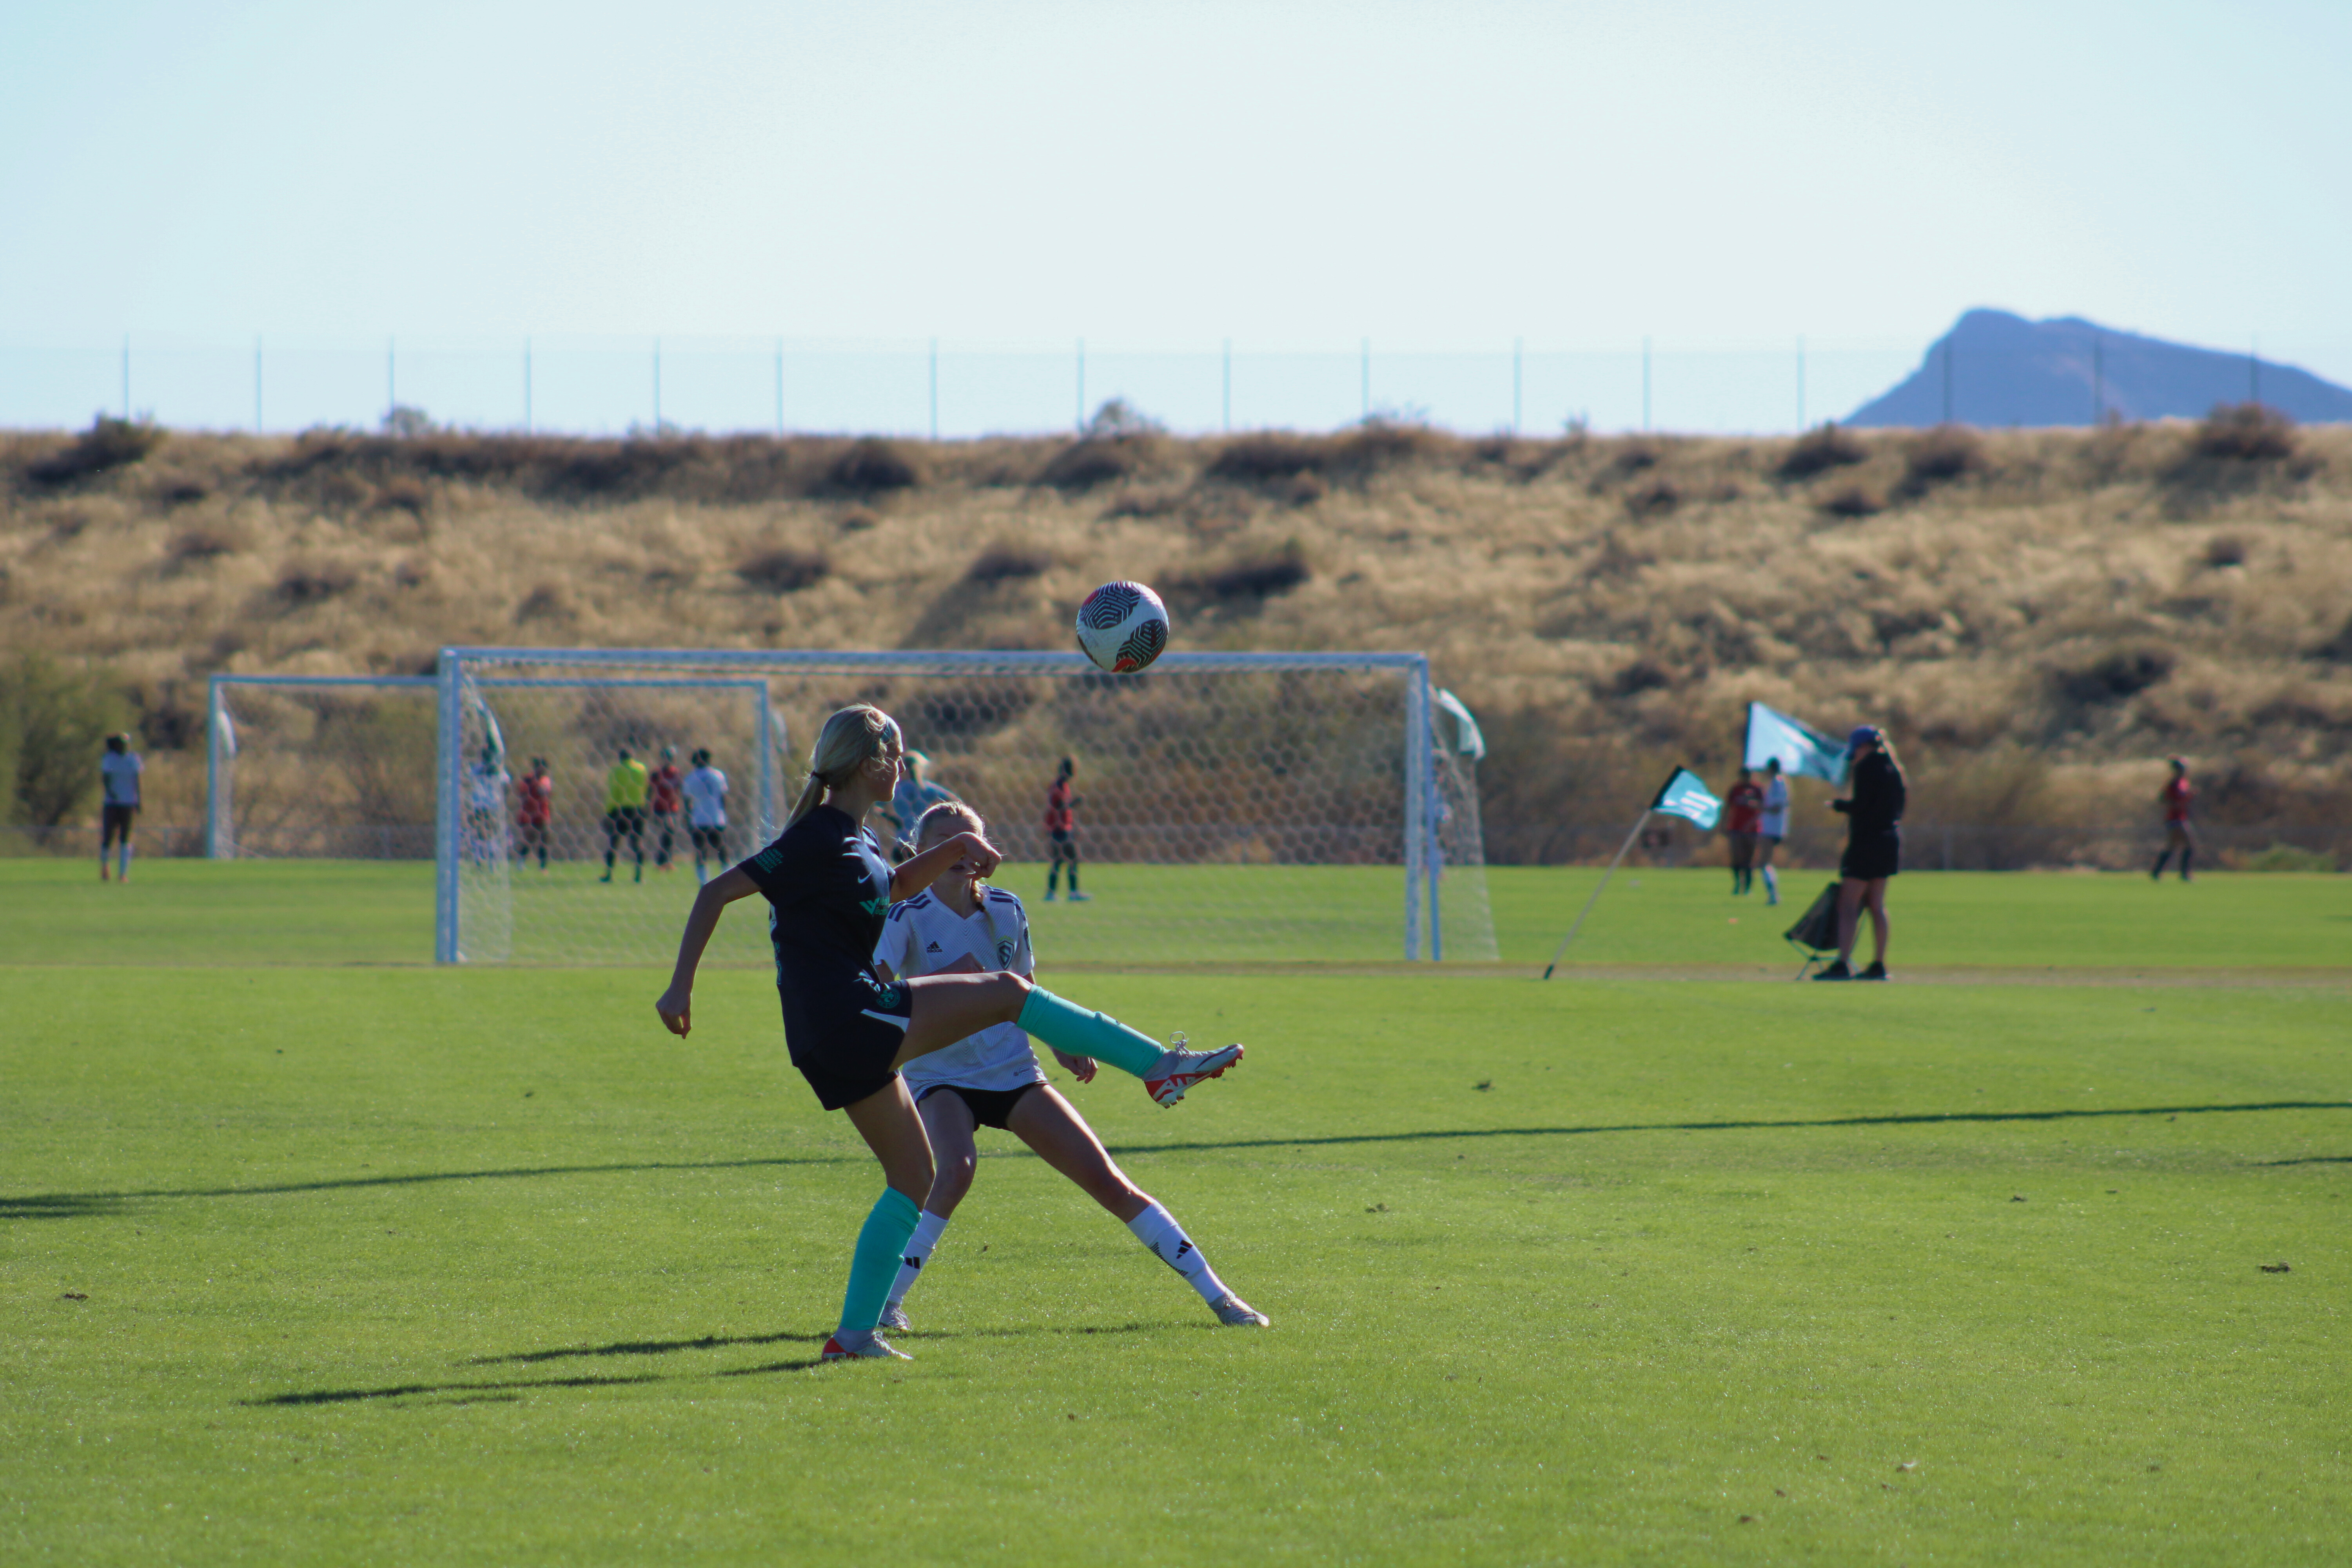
2152, 852, 2169, 876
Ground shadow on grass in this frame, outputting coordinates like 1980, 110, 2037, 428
472, 1329, 828, 1366
14, 1102, 2344, 1222
0, 1154, 855, 1221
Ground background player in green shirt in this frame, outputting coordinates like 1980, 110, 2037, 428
601, 747, 650, 884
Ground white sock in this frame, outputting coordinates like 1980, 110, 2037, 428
1126, 1201, 1229, 1305
119, 844, 132, 878
885, 1209, 951, 1310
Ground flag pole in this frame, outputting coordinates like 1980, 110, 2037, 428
1542, 809, 1650, 980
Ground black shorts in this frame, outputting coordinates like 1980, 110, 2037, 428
606, 806, 644, 835
690, 824, 726, 852
101, 803, 137, 840
1048, 828, 1073, 847
916, 1081, 1042, 1130
781, 972, 914, 1111
1841, 829, 1902, 881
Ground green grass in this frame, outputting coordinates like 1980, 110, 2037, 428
5, 856, 2347, 971
7, 957, 2350, 1563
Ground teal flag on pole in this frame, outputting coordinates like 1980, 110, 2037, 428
1744, 701, 1851, 785
1651, 768, 1723, 830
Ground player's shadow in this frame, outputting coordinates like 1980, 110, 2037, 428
0, 1153, 856, 1223
469, 1329, 827, 1366
1102, 1099, 2352, 1158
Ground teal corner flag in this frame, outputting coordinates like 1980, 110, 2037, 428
1651, 768, 1723, 831
1744, 701, 1851, 785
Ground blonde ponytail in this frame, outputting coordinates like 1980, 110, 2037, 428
783, 704, 902, 831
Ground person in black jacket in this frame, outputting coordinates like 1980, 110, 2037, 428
1815, 724, 1906, 981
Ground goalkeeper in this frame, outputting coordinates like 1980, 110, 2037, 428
871, 799, 1267, 1334
653, 704, 1247, 1363
600, 747, 649, 884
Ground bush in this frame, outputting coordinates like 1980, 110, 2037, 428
1206, 433, 1329, 484
1175, 543, 1311, 604
1625, 478, 1680, 517
0, 654, 132, 827
2193, 402, 2296, 461
965, 543, 1052, 584
1333, 418, 1448, 474
2233, 842, 2336, 873
827, 438, 923, 493
275, 561, 359, 605
1819, 485, 1884, 519
2202, 534, 2248, 568
1898, 425, 1984, 496
1040, 439, 1143, 490
1779, 424, 1867, 479
24, 416, 165, 487
2053, 646, 2175, 705
736, 548, 831, 593
167, 528, 240, 568
1081, 398, 1165, 440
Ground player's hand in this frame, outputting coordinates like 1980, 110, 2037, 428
655, 985, 692, 1038
954, 831, 1003, 878
1051, 1048, 1098, 1083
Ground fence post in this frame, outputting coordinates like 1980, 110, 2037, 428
433, 651, 462, 964
1642, 336, 1651, 431
1221, 338, 1230, 432
1512, 338, 1523, 434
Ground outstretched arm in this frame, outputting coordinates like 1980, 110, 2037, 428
888, 830, 1001, 901
655, 866, 759, 1037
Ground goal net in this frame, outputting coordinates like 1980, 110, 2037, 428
435, 648, 1495, 967
207, 676, 441, 859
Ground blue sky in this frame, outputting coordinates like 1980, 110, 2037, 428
3, 1, 2347, 431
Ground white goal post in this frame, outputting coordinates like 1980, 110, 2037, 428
432, 646, 1495, 967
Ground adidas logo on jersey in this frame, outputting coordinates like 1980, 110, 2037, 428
925, 940, 943, 953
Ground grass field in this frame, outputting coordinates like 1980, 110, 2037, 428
5, 861, 2348, 1563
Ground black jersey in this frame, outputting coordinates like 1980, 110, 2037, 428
737, 805, 895, 1004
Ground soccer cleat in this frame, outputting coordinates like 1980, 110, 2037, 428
1812, 959, 1853, 982
1211, 1293, 1270, 1327
1144, 1038, 1243, 1107
1858, 960, 1889, 982
1043, 889, 1057, 901
880, 1302, 911, 1332
821, 1330, 911, 1361
1067, 891, 1092, 902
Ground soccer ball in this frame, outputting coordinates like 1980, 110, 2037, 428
1074, 581, 1170, 673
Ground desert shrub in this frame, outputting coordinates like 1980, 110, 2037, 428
160, 480, 209, 507
166, 528, 239, 568
24, 416, 165, 487
2192, 402, 2296, 461
275, 561, 359, 605
1625, 479, 1680, 517
1898, 425, 1984, 495
381, 405, 435, 438
1102, 489, 1186, 520
514, 584, 572, 623
1819, 485, 1883, 519
2202, 534, 2248, 568
1040, 439, 1144, 490
828, 438, 922, 493
1081, 398, 1165, 440
1333, 418, 1448, 474
2310, 614, 2352, 664
373, 475, 430, 515
1175, 543, 1310, 604
2232, 841, 2335, 873
965, 543, 1052, 584
1612, 443, 1660, 473
2053, 646, 2175, 705
0, 653, 132, 827
1596, 659, 1675, 698
737, 548, 831, 594
1206, 433, 1329, 483
1779, 423, 1867, 479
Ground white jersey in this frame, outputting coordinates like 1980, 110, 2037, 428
1759, 777, 1790, 838
467, 763, 510, 813
873, 886, 1041, 1096
683, 766, 728, 828
100, 750, 143, 806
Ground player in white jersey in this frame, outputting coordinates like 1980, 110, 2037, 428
871, 800, 1267, 1331
1756, 757, 1790, 905
680, 748, 729, 882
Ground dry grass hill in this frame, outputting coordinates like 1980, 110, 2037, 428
4, 407, 2348, 865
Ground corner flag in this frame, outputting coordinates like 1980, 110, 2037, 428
1651, 768, 1722, 831
1744, 702, 1850, 785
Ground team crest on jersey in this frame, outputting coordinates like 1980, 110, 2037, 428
996, 939, 1018, 967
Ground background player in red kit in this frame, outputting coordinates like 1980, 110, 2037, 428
1722, 767, 1764, 895
516, 757, 554, 871
1043, 755, 1088, 902
2151, 757, 2194, 881
649, 745, 684, 873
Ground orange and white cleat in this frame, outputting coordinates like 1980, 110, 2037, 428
820, 1330, 911, 1362
1144, 1036, 1243, 1108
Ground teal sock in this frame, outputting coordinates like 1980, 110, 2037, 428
838, 1188, 922, 1335
1017, 987, 1165, 1079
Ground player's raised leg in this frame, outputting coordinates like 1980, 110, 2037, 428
891, 972, 1242, 1109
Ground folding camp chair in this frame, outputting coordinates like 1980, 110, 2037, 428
1784, 880, 1844, 980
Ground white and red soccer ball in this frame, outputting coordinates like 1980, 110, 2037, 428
1075, 581, 1170, 673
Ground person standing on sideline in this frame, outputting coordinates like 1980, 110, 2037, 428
98, 733, 141, 882
682, 747, 729, 883
601, 747, 650, 884
2151, 757, 2194, 882
648, 746, 685, 873
1722, 767, 1764, 895
1043, 755, 1088, 902
515, 758, 554, 872
1755, 757, 1789, 905
1815, 726, 1905, 982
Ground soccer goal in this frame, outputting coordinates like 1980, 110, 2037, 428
434, 646, 1496, 967
207, 675, 441, 859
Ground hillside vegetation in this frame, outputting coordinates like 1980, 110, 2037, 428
4, 411, 2348, 864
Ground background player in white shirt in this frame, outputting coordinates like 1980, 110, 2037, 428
98, 733, 142, 882
871, 800, 1267, 1331
1756, 757, 1790, 905
681, 748, 729, 883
